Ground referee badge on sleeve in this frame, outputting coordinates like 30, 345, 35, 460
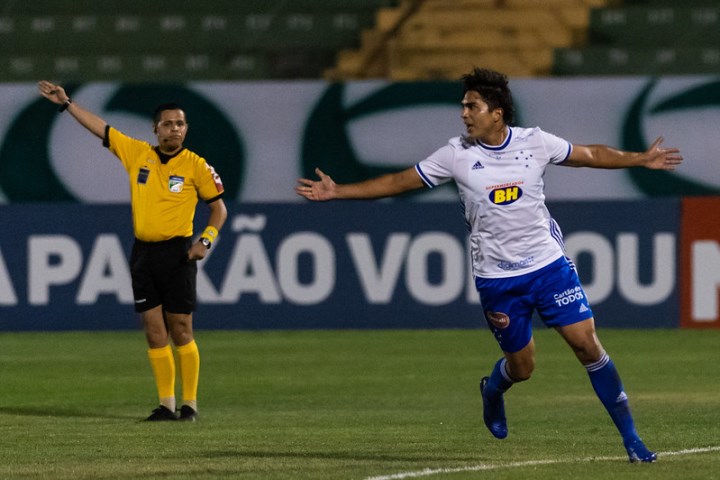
169, 175, 185, 193
137, 168, 150, 184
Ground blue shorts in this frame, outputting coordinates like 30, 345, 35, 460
475, 256, 593, 353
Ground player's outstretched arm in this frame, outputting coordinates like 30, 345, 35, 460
38, 80, 107, 139
296, 167, 425, 201
563, 136, 683, 170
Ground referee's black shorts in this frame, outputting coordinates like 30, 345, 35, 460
130, 237, 197, 314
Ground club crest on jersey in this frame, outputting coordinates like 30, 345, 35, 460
489, 186, 523, 205
486, 311, 510, 330
168, 175, 184, 193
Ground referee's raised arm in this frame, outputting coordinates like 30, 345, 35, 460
38, 80, 107, 139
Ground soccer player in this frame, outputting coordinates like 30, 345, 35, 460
38, 80, 228, 422
295, 67, 683, 462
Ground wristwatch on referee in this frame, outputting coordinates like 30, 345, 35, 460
199, 237, 212, 249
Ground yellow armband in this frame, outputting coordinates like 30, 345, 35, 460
200, 226, 218, 243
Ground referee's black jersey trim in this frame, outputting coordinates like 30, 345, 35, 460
153, 146, 186, 164
102, 124, 111, 148
205, 193, 224, 204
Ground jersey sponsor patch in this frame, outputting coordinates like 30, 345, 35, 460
489, 185, 523, 205
208, 165, 224, 193
486, 311, 510, 330
137, 168, 150, 185
497, 256, 535, 271
553, 286, 585, 307
168, 175, 184, 193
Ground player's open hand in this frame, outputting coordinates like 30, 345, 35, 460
644, 136, 683, 171
38, 80, 70, 105
296, 168, 337, 201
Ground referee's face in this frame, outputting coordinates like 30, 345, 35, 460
154, 109, 188, 154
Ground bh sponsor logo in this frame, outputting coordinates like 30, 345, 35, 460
489, 186, 523, 205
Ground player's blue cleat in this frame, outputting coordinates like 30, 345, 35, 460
480, 376, 508, 439
625, 439, 657, 463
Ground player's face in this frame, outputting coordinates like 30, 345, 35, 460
154, 109, 188, 153
461, 91, 503, 141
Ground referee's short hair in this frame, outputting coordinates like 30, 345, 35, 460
153, 103, 186, 124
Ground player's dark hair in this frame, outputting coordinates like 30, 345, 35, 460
461, 67, 515, 124
153, 103, 186, 124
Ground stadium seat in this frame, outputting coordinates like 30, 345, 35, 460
326, 0, 608, 80
0, 0, 399, 14
588, 6, 720, 47
623, 0, 720, 5
553, 46, 720, 75
0, 1, 399, 81
552, 4, 720, 75
0, 14, 376, 51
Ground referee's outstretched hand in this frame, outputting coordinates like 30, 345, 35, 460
38, 80, 70, 105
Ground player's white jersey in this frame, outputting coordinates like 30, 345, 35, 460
416, 126, 572, 278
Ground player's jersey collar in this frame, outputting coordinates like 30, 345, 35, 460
477, 127, 512, 151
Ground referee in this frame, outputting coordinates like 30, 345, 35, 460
38, 81, 228, 422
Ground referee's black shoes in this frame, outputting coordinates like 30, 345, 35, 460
178, 405, 198, 422
144, 405, 177, 421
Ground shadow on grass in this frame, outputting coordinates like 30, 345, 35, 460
0, 405, 137, 420
199, 449, 482, 463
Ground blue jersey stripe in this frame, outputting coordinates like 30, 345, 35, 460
550, 217, 565, 250
556, 142, 573, 164
478, 127, 513, 151
415, 164, 435, 188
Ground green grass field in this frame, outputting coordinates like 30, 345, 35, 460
0, 328, 718, 480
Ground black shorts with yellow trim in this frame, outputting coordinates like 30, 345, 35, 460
130, 236, 197, 314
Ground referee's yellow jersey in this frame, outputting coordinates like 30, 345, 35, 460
104, 127, 225, 242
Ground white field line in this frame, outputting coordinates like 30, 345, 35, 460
363, 446, 720, 480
